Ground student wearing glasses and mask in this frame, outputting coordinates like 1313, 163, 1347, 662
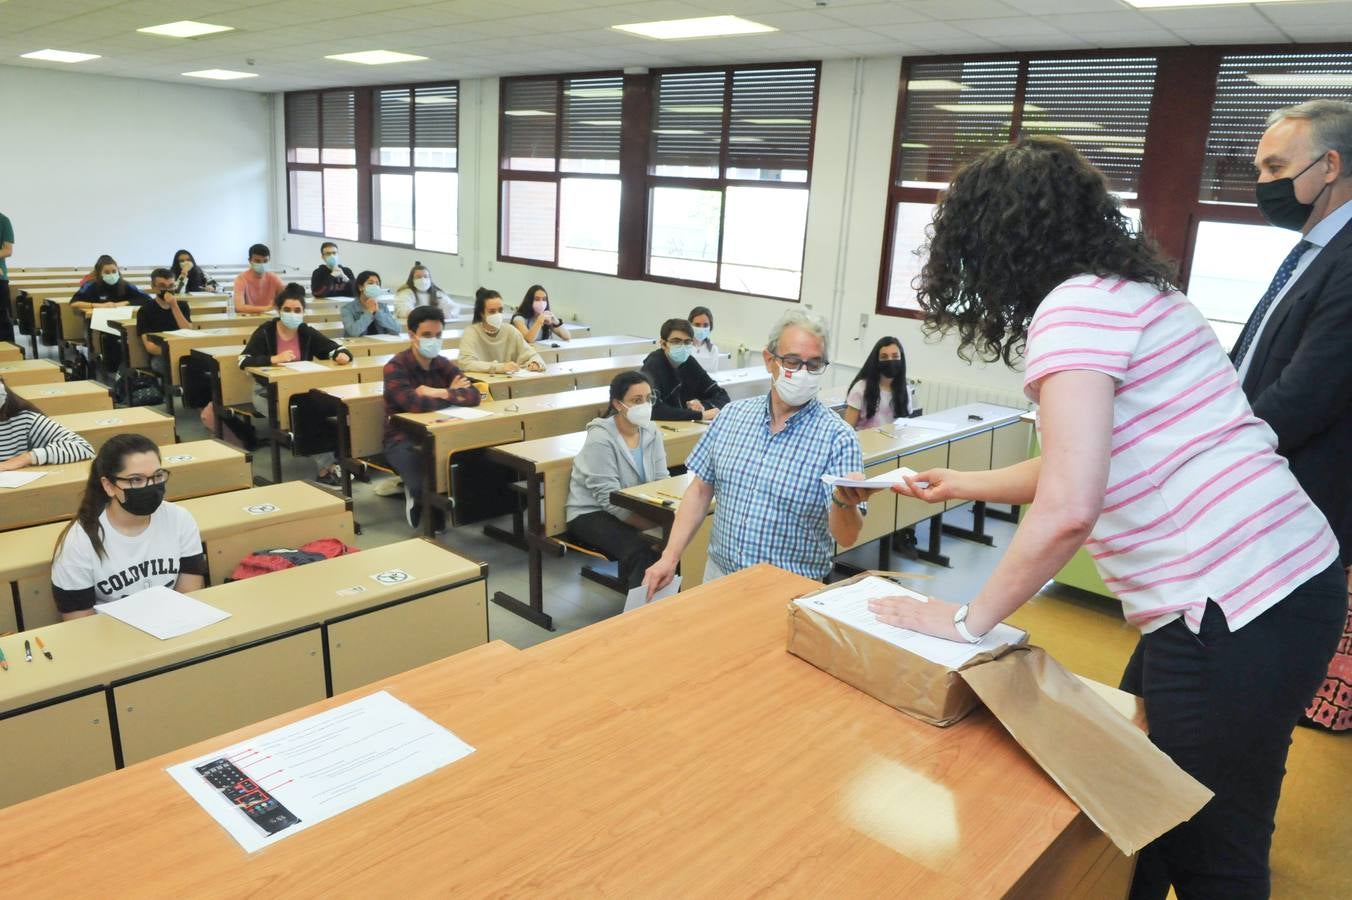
643, 309, 873, 595
311, 242, 356, 299
51, 434, 206, 620
566, 371, 669, 590
640, 318, 731, 423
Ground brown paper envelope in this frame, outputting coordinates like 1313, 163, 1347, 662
959, 647, 1213, 855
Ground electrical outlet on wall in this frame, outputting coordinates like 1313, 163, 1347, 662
859, 314, 868, 329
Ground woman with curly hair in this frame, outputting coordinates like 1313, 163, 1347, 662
869, 137, 1343, 899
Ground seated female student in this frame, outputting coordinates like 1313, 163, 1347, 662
512, 284, 570, 343
71, 255, 151, 312
458, 287, 545, 374
395, 262, 463, 319
566, 372, 669, 590
202, 283, 352, 484
843, 336, 916, 430
170, 249, 217, 294
688, 306, 720, 373
0, 376, 94, 470
51, 433, 206, 620
341, 270, 400, 337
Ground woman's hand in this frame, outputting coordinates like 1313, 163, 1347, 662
334, 351, 352, 366
0, 452, 33, 472
271, 350, 297, 364
868, 594, 964, 642
527, 360, 545, 372
891, 467, 966, 504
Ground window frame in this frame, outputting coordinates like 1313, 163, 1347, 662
284, 79, 461, 252
368, 82, 461, 254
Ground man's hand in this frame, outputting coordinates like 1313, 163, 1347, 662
642, 555, 679, 601
833, 472, 878, 507
686, 399, 705, 413
701, 407, 719, 422
414, 385, 442, 398
451, 375, 472, 391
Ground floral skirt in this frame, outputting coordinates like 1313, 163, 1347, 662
1305, 591, 1352, 732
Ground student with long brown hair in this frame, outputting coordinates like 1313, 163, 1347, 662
70, 254, 150, 312
51, 434, 205, 620
0, 375, 93, 470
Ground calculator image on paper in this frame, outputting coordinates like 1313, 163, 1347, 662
194, 758, 301, 836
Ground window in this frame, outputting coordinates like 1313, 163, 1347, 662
499, 73, 623, 274
879, 56, 1157, 316
285, 82, 459, 249
372, 84, 459, 253
286, 90, 358, 240
646, 64, 819, 300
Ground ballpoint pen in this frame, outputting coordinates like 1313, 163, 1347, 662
35, 636, 52, 661
24, 639, 33, 663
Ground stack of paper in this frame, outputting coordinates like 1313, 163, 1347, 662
820, 468, 928, 491
95, 586, 231, 640
438, 406, 493, 420
793, 575, 1026, 669
280, 361, 328, 373
624, 576, 681, 612
0, 471, 47, 489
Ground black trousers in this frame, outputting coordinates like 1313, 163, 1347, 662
0, 280, 12, 344
1122, 562, 1345, 900
567, 510, 659, 590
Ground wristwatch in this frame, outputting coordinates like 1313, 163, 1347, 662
953, 604, 983, 644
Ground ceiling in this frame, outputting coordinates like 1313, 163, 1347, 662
1, 0, 1348, 92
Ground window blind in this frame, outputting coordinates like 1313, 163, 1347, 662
652, 70, 727, 173
286, 92, 319, 155
374, 88, 411, 153
727, 66, 817, 178
502, 77, 558, 170
561, 75, 623, 166
321, 90, 355, 150
897, 60, 1019, 186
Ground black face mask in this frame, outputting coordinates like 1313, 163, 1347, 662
878, 360, 903, 379
119, 483, 166, 516
1256, 155, 1328, 231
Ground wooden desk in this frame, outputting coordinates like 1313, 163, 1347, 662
1, 481, 354, 633
0, 439, 251, 532
0, 342, 24, 362
52, 407, 177, 451
532, 334, 655, 364
0, 539, 486, 806
485, 422, 707, 629
11, 379, 112, 415
0, 565, 1131, 897
0, 357, 63, 386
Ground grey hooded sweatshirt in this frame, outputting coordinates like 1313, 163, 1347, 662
566, 415, 669, 523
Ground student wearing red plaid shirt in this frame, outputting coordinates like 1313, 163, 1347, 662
382, 305, 480, 530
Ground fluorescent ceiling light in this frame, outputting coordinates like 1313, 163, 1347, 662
653, 129, 703, 135
504, 109, 555, 117
1019, 121, 1103, 131
728, 136, 763, 143
183, 69, 257, 80
579, 119, 622, 126
901, 142, 931, 149
935, 103, 1042, 114
1062, 133, 1145, 144
743, 118, 809, 125
21, 49, 100, 63
669, 105, 724, 114
1246, 72, 1352, 88
565, 87, 623, 98
613, 15, 776, 40
1124, 0, 1306, 7
325, 50, 427, 65
1101, 146, 1145, 154
138, 21, 234, 38
907, 79, 968, 92
395, 94, 456, 105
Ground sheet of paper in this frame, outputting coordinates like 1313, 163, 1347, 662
94, 585, 231, 640
905, 402, 1025, 432
167, 691, 475, 853
793, 576, 1026, 670
437, 406, 493, 420
281, 361, 327, 372
163, 328, 200, 337
0, 470, 47, 489
821, 468, 927, 491
89, 306, 138, 335
366, 333, 407, 343
624, 575, 681, 613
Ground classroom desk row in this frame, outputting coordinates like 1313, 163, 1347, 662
0, 538, 488, 810
0, 356, 62, 386
1, 480, 353, 634
0, 341, 25, 362
0, 563, 1136, 897
10, 377, 113, 415
0, 439, 251, 532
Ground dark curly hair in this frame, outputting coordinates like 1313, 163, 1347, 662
915, 136, 1177, 367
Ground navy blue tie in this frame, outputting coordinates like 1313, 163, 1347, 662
1232, 239, 1312, 367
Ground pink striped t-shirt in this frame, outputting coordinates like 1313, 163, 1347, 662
1024, 274, 1337, 635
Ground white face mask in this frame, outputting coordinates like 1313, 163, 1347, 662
484, 312, 504, 329
773, 367, 821, 407
622, 400, 652, 427
0, 382, 7, 407
414, 277, 432, 292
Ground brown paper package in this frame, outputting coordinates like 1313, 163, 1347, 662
787, 572, 1213, 856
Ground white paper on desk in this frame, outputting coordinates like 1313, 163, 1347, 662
94, 585, 230, 640
437, 406, 493, 420
820, 468, 928, 491
89, 306, 138, 335
624, 575, 681, 612
905, 402, 1024, 432
366, 333, 406, 343
506, 369, 544, 378
0, 470, 47, 488
167, 690, 475, 853
793, 575, 1027, 670
163, 328, 200, 337
281, 360, 327, 372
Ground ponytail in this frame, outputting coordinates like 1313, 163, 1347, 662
55, 433, 161, 561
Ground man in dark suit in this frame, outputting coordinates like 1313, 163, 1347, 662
1239, 99, 1352, 731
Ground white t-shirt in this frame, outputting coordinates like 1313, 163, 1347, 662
51, 501, 204, 612
691, 339, 720, 373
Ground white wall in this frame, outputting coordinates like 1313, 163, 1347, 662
273, 59, 1025, 398
3, 64, 274, 269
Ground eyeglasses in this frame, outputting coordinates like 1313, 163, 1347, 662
113, 469, 171, 489
665, 339, 693, 348
771, 353, 829, 374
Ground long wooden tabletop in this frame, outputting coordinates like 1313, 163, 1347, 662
0, 564, 1128, 897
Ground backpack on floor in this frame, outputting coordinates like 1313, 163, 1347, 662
228, 538, 360, 581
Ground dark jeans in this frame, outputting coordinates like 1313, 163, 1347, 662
0, 280, 12, 344
1122, 562, 1345, 900
567, 510, 659, 590
383, 439, 424, 505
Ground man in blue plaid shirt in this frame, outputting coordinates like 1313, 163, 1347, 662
643, 309, 873, 597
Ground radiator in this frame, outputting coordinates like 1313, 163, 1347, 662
909, 378, 1032, 414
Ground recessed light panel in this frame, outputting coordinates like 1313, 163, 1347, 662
325, 50, 428, 65
612, 16, 776, 40
138, 21, 234, 38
